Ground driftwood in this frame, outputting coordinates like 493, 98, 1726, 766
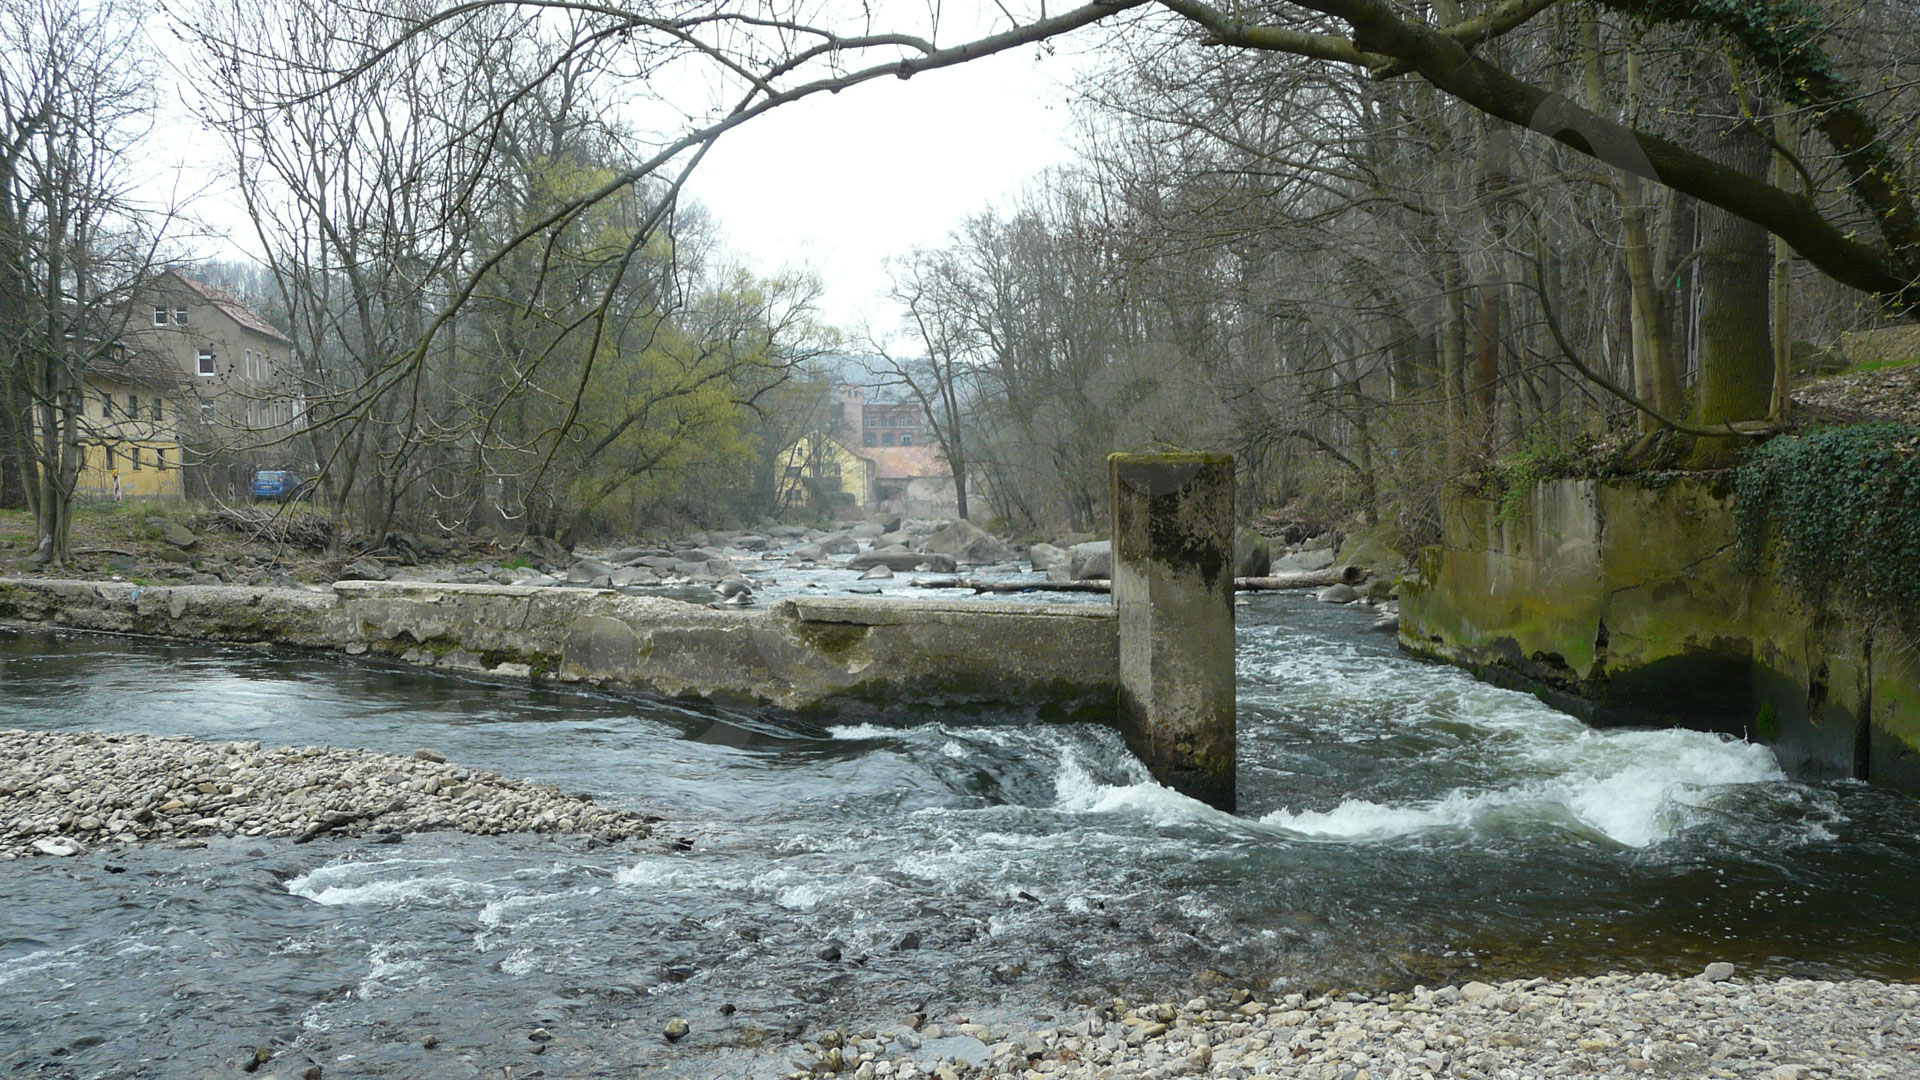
911, 577, 1113, 594
1234, 564, 1364, 591
911, 564, 1364, 595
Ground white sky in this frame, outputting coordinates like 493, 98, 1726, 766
685, 45, 1079, 337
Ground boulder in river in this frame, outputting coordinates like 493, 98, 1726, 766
847, 550, 946, 573
1316, 583, 1360, 604
1067, 540, 1112, 581
923, 520, 1009, 565
1235, 527, 1272, 578
860, 565, 894, 580
1027, 543, 1066, 572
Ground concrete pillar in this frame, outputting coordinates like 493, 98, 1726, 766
1109, 452, 1237, 811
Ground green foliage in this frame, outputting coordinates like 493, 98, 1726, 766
1735, 424, 1920, 621
1478, 438, 1588, 526
1753, 699, 1781, 743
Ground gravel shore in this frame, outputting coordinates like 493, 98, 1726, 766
0, 728, 654, 857
776, 973, 1920, 1080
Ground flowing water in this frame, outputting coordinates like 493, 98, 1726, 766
3, 591, 1919, 1078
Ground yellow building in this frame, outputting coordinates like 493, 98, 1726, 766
74, 344, 187, 500
774, 433, 875, 511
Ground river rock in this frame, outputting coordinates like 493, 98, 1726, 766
860, 565, 894, 580
1316, 583, 1360, 603
337, 558, 389, 582
568, 558, 615, 584
0, 729, 654, 857
1273, 546, 1336, 573
515, 534, 572, 570
923, 520, 1008, 565
1027, 543, 1066, 572
610, 566, 659, 587
848, 551, 948, 573
1067, 541, 1112, 581
1234, 527, 1271, 578
1702, 961, 1737, 982
817, 533, 862, 556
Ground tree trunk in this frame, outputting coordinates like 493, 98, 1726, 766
1690, 112, 1776, 463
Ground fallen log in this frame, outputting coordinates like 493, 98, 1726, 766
910, 564, 1365, 595
1234, 564, 1364, 591
910, 577, 1112, 594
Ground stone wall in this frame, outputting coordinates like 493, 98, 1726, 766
1399, 477, 1920, 792
0, 579, 1118, 723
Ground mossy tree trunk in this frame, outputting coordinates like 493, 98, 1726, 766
1690, 111, 1776, 465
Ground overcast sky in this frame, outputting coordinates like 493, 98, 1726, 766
684, 46, 1082, 337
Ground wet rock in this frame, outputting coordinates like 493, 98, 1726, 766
664, 1018, 690, 1043
1702, 961, 1737, 982
818, 533, 861, 556
1067, 541, 1111, 581
610, 566, 660, 587
847, 550, 949, 572
1234, 527, 1271, 578
30, 836, 84, 857
1027, 543, 1066, 572
0, 730, 654, 857
1315, 583, 1360, 603
529, 1027, 553, 1042
923, 520, 1008, 565
568, 558, 615, 583
860, 565, 894, 580
891, 931, 921, 951
412, 748, 447, 763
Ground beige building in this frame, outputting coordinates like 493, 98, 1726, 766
123, 270, 302, 494
74, 344, 188, 500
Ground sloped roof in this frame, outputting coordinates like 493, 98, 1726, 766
161, 269, 294, 345
862, 445, 950, 479
92, 342, 188, 395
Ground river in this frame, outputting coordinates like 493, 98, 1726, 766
2, 589, 1918, 1077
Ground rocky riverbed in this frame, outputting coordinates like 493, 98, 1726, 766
770, 972, 1919, 1080
0, 729, 655, 858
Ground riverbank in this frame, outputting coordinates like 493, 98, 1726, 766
778, 972, 1918, 1079
0, 729, 655, 858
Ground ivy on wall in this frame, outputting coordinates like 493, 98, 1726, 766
1735, 424, 1920, 622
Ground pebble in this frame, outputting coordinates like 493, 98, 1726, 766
783, 973, 1920, 1079
0, 729, 655, 857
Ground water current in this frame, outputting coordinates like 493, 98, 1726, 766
3, 586, 1919, 1077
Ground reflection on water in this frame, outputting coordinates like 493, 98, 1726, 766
2, 593, 1918, 1077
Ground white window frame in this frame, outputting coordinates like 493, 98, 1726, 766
197, 350, 215, 376
174, 307, 188, 325
153, 307, 168, 327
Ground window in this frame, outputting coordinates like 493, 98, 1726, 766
900, 433, 914, 446
102, 393, 115, 419
882, 432, 895, 446
153, 307, 168, 327
862, 433, 876, 447
864, 414, 876, 426
197, 350, 215, 376
131, 447, 142, 470
174, 308, 188, 325
105, 445, 115, 468
128, 395, 140, 421
200, 401, 214, 423
156, 448, 167, 469
152, 397, 162, 421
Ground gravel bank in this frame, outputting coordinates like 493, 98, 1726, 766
779, 973, 1920, 1079
0, 729, 654, 858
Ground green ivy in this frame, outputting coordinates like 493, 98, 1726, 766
1735, 424, 1920, 622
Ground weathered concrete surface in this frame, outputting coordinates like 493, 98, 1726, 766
1110, 453, 1237, 810
0, 578, 1118, 724
1399, 477, 1920, 791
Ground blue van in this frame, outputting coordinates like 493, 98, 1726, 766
250, 470, 308, 502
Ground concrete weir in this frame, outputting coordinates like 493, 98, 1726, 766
0, 464, 1240, 806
